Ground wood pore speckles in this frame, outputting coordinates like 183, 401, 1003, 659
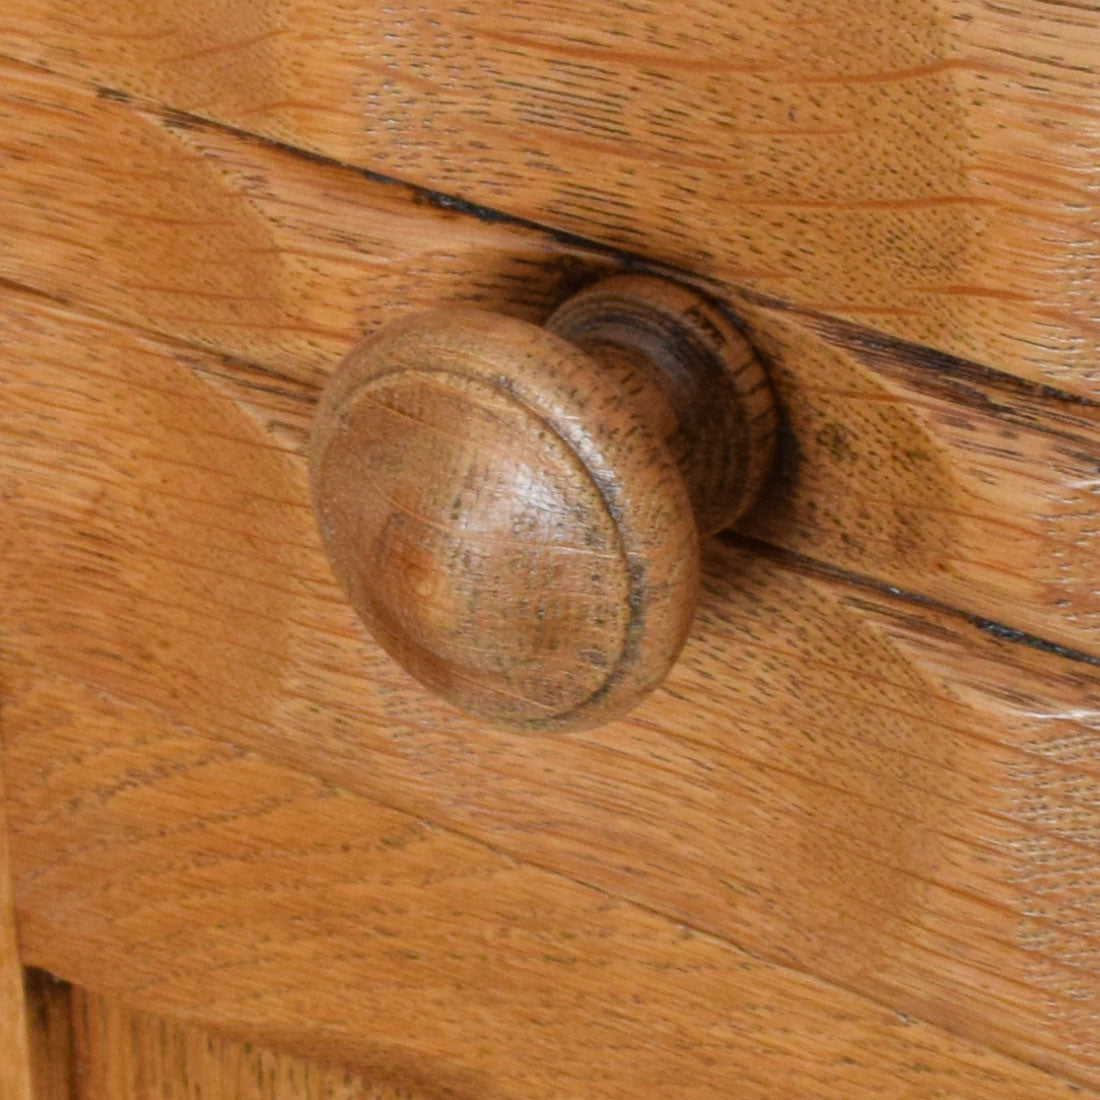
0, 60, 1099, 658
4, 674, 1097, 1100
0, 0, 1096, 390
2, 7, 1100, 1092
4, 287, 1100, 1088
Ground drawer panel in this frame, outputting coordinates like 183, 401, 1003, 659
1, 60, 1098, 659
1, 0, 1096, 391
3, 288, 1100, 1086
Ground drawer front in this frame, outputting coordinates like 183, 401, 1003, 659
2, 60, 1098, 655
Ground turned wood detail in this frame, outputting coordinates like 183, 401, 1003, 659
309, 275, 776, 730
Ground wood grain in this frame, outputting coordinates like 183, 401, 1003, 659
70, 996, 405, 1100
311, 306, 697, 732
1, 58, 1099, 660
4, 286, 1100, 1087
4, 677, 1092, 1100
0, 0, 1096, 393
0, 730, 32, 1100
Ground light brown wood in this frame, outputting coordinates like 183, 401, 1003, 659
2, 13, 1099, 1092
310, 275, 774, 729
1, 58, 1097, 660
0, 0, 1095, 393
5, 677, 1094, 1100
4, 286, 1100, 1089
0, 737, 32, 1100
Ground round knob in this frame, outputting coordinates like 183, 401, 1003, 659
309, 274, 775, 732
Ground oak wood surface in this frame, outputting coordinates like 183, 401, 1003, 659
3, 678, 1092, 1100
0, 738, 32, 1100
1, 0, 1096, 394
3, 287, 1100, 1088
2, 13, 1100, 1092
1, 58, 1099, 661
309, 276, 773, 729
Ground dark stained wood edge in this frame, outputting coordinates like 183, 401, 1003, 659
750, 291, 1100, 414
723, 532, 1100, 670
75, 68, 1100, 421
23, 969, 75, 1100
0, 748, 32, 1100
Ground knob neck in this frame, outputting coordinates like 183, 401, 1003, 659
548, 275, 775, 535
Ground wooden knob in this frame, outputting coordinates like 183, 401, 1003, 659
309, 275, 775, 731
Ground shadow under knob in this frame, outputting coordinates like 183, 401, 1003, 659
309, 274, 776, 731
